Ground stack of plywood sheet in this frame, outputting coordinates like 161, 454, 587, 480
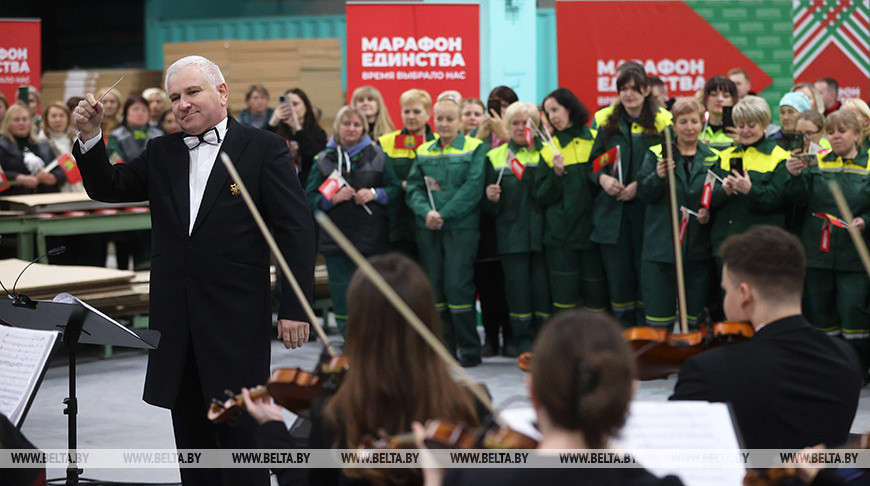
41, 69, 164, 107
163, 39, 343, 135
0, 259, 148, 318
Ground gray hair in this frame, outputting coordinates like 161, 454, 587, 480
164, 55, 226, 92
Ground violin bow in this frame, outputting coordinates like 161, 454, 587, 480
828, 180, 870, 278
314, 211, 497, 416
219, 152, 338, 358
663, 129, 690, 334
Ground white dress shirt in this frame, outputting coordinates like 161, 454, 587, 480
77, 116, 229, 235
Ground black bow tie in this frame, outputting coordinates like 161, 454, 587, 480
183, 127, 221, 150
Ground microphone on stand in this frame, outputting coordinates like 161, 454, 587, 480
11, 246, 67, 308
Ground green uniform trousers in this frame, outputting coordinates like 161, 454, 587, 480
324, 253, 357, 336
599, 210, 645, 327
545, 245, 608, 313
641, 260, 711, 329
804, 268, 870, 371
417, 228, 481, 358
500, 252, 550, 354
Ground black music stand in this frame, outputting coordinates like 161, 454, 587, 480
0, 294, 159, 486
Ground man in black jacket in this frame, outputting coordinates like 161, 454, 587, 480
72, 55, 315, 485
670, 225, 862, 450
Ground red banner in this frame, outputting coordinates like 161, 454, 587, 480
0, 19, 41, 109
555, 1, 771, 111
346, 3, 480, 129
793, 1, 869, 103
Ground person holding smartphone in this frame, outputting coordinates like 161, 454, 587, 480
772, 92, 812, 151
708, 96, 791, 269
267, 87, 327, 187
699, 75, 739, 151
784, 109, 870, 375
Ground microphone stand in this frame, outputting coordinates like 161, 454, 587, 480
62, 305, 87, 486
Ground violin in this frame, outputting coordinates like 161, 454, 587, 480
518, 321, 754, 378
208, 354, 348, 423
362, 419, 538, 451
625, 321, 754, 380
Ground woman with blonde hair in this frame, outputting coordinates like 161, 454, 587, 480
785, 109, 870, 372
0, 104, 65, 195
306, 105, 400, 335
379, 88, 436, 258
842, 98, 870, 152
407, 97, 487, 366
792, 82, 826, 115
97, 86, 123, 137
352, 85, 394, 140
709, 95, 790, 265
38, 102, 77, 161
483, 101, 550, 354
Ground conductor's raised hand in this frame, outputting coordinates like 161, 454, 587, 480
73, 94, 104, 141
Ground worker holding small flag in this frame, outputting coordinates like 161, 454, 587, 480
378, 89, 437, 259
637, 98, 719, 330
587, 66, 672, 327
784, 109, 870, 372
536, 88, 607, 315
483, 101, 550, 354
406, 97, 487, 367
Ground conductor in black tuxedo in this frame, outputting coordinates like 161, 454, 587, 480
670, 225, 862, 450
72, 56, 315, 485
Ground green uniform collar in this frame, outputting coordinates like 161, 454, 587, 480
438, 131, 468, 150
506, 138, 542, 154
735, 137, 778, 155
823, 147, 869, 167
401, 124, 436, 141
554, 124, 592, 146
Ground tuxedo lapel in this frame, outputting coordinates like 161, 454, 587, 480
167, 134, 192, 234
190, 118, 248, 235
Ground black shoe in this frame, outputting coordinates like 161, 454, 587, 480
501, 344, 518, 358
480, 341, 498, 357
459, 354, 482, 367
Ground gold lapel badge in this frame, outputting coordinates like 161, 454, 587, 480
230, 183, 241, 197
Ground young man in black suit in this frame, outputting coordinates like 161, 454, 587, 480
72, 56, 315, 485
670, 225, 862, 450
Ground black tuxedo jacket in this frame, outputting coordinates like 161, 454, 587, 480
670, 315, 862, 449
74, 117, 315, 408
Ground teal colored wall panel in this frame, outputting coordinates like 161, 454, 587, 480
536, 7, 558, 103
146, 14, 347, 88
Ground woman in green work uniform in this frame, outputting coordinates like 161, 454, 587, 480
785, 109, 870, 372
307, 106, 401, 336
536, 88, 607, 314
638, 98, 718, 329
699, 75, 738, 152
588, 66, 671, 327
708, 95, 791, 265
483, 101, 549, 354
378, 89, 437, 260
406, 98, 487, 367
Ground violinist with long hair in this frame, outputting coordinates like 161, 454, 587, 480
243, 253, 481, 486
416, 309, 683, 486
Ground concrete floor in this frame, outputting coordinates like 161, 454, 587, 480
19, 322, 870, 485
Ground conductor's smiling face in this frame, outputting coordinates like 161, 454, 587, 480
167, 64, 228, 136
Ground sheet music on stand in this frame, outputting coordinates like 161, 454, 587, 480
0, 325, 59, 427
612, 401, 745, 486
